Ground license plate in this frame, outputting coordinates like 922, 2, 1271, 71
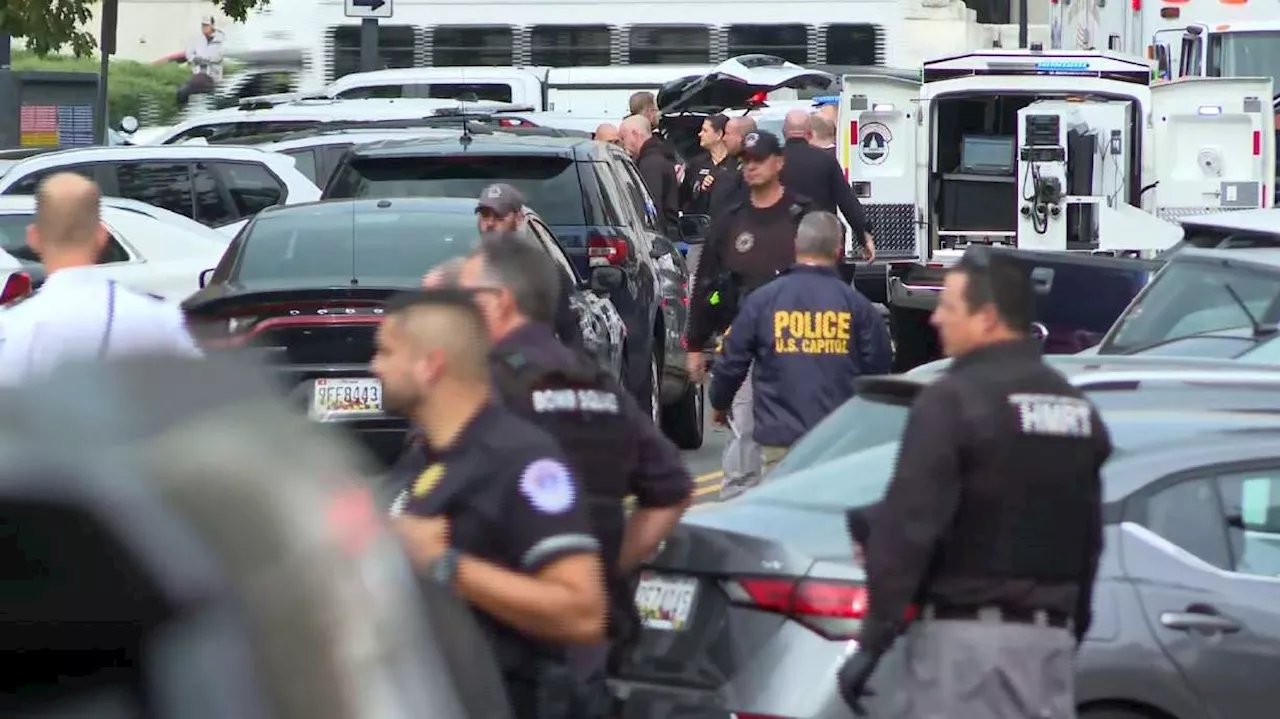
634, 572, 699, 631
311, 378, 382, 419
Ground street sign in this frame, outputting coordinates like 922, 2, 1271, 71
345, 0, 392, 19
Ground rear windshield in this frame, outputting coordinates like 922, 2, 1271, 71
1102, 259, 1280, 354
324, 155, 587, 225
236, 208, 478, 283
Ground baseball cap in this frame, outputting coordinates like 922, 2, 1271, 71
200, 14, 216, 25
475, 183, 525, 216
740, 130, 784, 161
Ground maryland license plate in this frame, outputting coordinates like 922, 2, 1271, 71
634, 572, 699, 631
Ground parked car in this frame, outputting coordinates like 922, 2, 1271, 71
182, 197, 625, 463
322, 132, 705, 444
615, 360, 1280, 719
0, 145, 320, 230
1093, 247, 1280, 358
0, 195, 229, 301
251, 128, 463, 187
0, 353, 512, 719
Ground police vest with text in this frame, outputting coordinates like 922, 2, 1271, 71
492, 350, 642, 641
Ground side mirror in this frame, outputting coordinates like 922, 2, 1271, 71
589, 265, 625, 295
120, 115, 139, 134
678, 214, 711, 244
1031, 322, 1050, 345
199, 268, 215, 288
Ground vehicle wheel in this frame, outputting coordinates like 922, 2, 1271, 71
662, 380, 704, 450
646, 349, 661, 426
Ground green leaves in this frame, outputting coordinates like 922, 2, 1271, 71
1, 0, 271, 58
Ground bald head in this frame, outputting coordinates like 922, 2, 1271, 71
810, 112, 836, 146
782, 109, 813, 139
817, 104, 838, 124
594, 123, 620, 145
724, 116, 757, 155
33, 173, 104, 252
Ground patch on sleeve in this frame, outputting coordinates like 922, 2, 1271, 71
519, 459, 576, 514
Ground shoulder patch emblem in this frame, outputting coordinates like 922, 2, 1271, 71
519, 459, 576, 514
734, 232, 755, 253
413, 463, 446, 497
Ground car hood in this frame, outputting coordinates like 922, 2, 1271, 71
909, 352, 1261, 376
657, 55, 835, 114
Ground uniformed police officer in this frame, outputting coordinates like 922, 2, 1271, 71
686, 129, 815, 494
375, 289, 607, 719
704, 116, 755, 222
0, 173, 201, 385
454, 232, 693, 703
837, 249, 1112, 719
709, 212, 891, 475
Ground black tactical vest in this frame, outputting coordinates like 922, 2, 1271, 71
492, 349, 642, 643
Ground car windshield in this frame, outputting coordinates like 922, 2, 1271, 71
1128, 334, 1260, 360
750, 410, 1280, 509
769, 394, 911, 479
325, 155, 586, 225
1101, 258, 1280, 354
236, 207, 478, 283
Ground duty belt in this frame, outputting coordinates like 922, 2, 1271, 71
922, 604, 1073, 630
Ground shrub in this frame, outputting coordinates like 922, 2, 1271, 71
11, 51, 193, 127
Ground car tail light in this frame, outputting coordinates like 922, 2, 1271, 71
722, 577, 869, 640
748, 91, 769, 105
497, 117, 536, 128
199, 301, 386, 348
587, 234, 630, 266
0, 271, 32, 304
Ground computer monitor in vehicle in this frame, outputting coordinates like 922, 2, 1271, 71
960, 135, 1015, 174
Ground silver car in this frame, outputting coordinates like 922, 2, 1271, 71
613, 360, 1280, 719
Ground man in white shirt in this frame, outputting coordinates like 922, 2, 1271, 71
0, 173, 202, 384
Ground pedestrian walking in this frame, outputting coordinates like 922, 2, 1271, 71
837, 249, 1112, 718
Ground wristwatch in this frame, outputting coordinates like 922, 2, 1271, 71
429, 547, 462, 587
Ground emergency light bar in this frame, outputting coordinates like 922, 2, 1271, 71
1035, 60, 1091, 72
811, 95, 840, 106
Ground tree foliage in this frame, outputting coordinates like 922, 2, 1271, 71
1, 0, 271, 58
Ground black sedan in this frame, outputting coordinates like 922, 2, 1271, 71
183, 197, 627, 462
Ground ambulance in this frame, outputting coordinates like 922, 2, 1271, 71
836, 48, 1274, 367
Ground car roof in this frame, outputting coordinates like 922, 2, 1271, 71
0, 194, 191, 216
346, 132, 597, 159
256, 128, 463, 151
1165, 245, 1280, 269
1, 144, 282, 177
1178, 208, 1280, 236
256, 196, 480, 219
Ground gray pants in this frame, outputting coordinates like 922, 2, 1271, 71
887, 618, 1076, 719
720, 373, 762, 491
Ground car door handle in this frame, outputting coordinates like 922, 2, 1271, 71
1159, 611, 1241, 634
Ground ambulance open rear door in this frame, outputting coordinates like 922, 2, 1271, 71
839, 73, 923, 262
1150, 77, 1275, 222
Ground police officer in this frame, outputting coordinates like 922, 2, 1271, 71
680, 114, 734, 216
709, 212, 891, 473
705, 116, 755, 222
426, 183, 582, 349
377, 289, 607, 719
455, 232, 694, 703
686, 130, 814, 493
779, 109, 876, 265
0, 173, 201, 384
837, 249, 1112, 718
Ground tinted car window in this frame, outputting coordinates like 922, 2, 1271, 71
326, 155, 587, 225
282, 149, 319, 184
1103, 259, 1280, 354
193, 162, 237, 226
115, 162, 194, 217
1135, 478, 1233, 570
5, 164, 97, 195
215, 163, 285, 217
1218, 470, 1280, 577
0, 214, 38, 264
236, 208, 478, 282
769, 395, 911, 479
527, 219, 580, 282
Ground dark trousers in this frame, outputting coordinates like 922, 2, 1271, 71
176, 72, 216, 105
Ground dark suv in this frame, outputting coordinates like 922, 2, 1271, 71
322, 133, 704, 448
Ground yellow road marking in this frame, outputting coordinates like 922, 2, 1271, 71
695, 469, 723, 484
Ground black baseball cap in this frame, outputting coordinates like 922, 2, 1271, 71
740, 130, 784, 161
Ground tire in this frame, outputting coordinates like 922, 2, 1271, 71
1080, 709, 1154, 719
647, 349, 661, 426
662, 380, 704, 450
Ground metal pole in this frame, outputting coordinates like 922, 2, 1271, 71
96, 49, 110, 144
0, 35, 11, 68
1018, 0, 1029, 49
360, 18, 379, 72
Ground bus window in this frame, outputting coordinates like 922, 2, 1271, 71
727, 24, 808, 65
432, 26, 515, 67
628, 25, 711, 64
825, 24, 881, 65
530, 25, 612, 66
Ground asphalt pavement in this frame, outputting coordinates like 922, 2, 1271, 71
680, 404, 731, 505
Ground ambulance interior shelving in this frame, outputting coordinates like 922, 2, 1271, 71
931, 89, 1139, 253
